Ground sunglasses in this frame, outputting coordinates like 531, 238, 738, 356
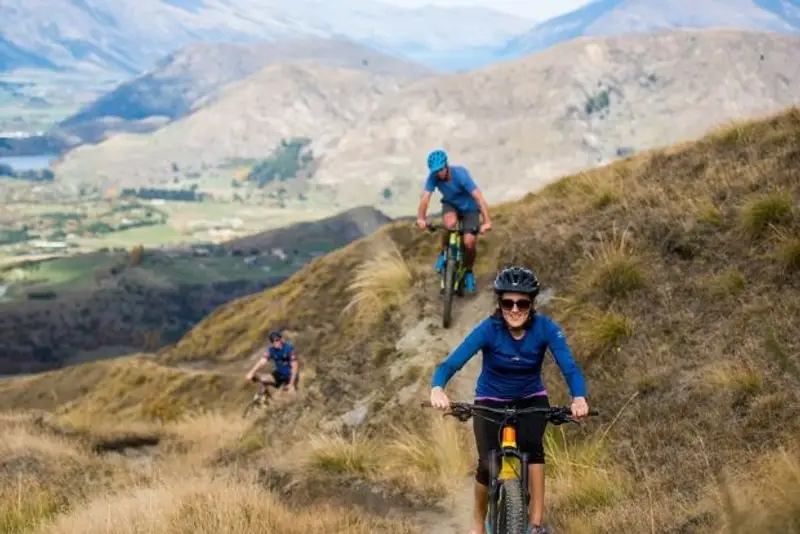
500, 298, 532, 312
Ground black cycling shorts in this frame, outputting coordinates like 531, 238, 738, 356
442, 202, 481, 234
473, 395, 550, 486
272, 371, 300, 390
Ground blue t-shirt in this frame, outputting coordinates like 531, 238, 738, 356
267, 342, 295, 377
431, 315, 587, 400
424, 165, 480, 213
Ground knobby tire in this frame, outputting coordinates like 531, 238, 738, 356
497, 479, 526, 534
442, 257, 456, 328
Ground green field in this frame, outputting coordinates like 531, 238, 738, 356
87, 224, 185, 247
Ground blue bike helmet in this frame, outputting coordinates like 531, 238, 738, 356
427, 149, 448, 173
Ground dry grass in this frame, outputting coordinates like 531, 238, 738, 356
716, 445, 800, 534
308, 432, 380, 476
561, 304, 634, 361
36, 475, 418, 534
384, 413, 474, 495
710, 360, 765, 399
343, 237, 414, 325
579, 225, 646, 299
738, 191, 795, 238
772, 227, 800, 273
545, 428, 631, 517
699, 267, 747, 297
305, 413, 473, 498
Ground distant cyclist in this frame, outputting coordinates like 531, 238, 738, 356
245, 331, 299, 394
429, 266, 589, 534
415, 149, 492, 293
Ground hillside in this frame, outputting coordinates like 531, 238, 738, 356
52, 61, 414, 190
222, 205, 392, 254
0, 0, 530, 74
0, 206, 391, 375
56, 39, 435, 145
0, 107, 797, 533
310, 29, 800, 211
498, 0, 800, 58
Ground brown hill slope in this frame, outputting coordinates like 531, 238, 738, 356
53, 61, 412, 189
56, 39, 434, 144
0, 107, 798, 533
312, 29, 800, 210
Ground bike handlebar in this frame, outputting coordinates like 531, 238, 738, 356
420, 401, 599, 426
425, 223, 480, 235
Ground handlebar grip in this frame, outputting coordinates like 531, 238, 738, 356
420, 401, 433, 407
588, 409, 600, 416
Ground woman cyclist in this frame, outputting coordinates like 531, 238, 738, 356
429, 265, 590, 534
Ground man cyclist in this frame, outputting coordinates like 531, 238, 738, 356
245, 331, 299, 393
416, 149, 492, 293
429, 266, 590, 534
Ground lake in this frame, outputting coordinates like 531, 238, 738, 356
0, 153, 59, 171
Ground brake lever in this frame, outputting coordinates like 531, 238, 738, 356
444, 405, 473, 422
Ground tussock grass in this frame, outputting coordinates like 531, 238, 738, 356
772, 228, 800, 273
717, 445, 800, 534
738, 191, 794, 238
580, 226, 646, 299
35, 475, 417, 534
568, 306, 634, 360
304, 414, 473, 498
695, 200, 725, 226
545, 427, 631, 516
385, 413, 474, 495
307, 432, 379, 476
700, 267, 747, 297
344, 238, 414, 325
711, 361, 765, 399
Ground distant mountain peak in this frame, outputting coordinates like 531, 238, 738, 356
498, 0, 800, 58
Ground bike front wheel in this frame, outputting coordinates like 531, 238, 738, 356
495, 479, 526, 534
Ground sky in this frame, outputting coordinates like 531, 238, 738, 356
381, 0, 593, 20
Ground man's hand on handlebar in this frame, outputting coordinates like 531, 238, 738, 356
479, 221, 492, 234
416, 217, 428, 231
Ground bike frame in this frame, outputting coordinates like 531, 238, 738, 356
445, 220, 466, 293
488, 416, 530, 532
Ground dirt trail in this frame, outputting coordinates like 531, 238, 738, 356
412, 288, 494, 534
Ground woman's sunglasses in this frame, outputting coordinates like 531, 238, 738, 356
499, 298, 532, 312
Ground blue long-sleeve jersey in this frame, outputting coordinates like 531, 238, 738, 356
431, 315, 587, 400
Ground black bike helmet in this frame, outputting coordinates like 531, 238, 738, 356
493, 266, 540, 296
268, 331, 282, 342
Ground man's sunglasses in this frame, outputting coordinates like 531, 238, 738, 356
499, 298, 532, 312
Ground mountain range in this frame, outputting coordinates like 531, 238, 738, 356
499, 0, 800, 57
0, 0, 532, 73
55, 38, 435, 144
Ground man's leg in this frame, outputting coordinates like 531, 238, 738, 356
462, 211, 481, 291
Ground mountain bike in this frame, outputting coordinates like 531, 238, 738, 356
426, 221, 476, 328
422, 401, 599, 534
242, 376, 274, 417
